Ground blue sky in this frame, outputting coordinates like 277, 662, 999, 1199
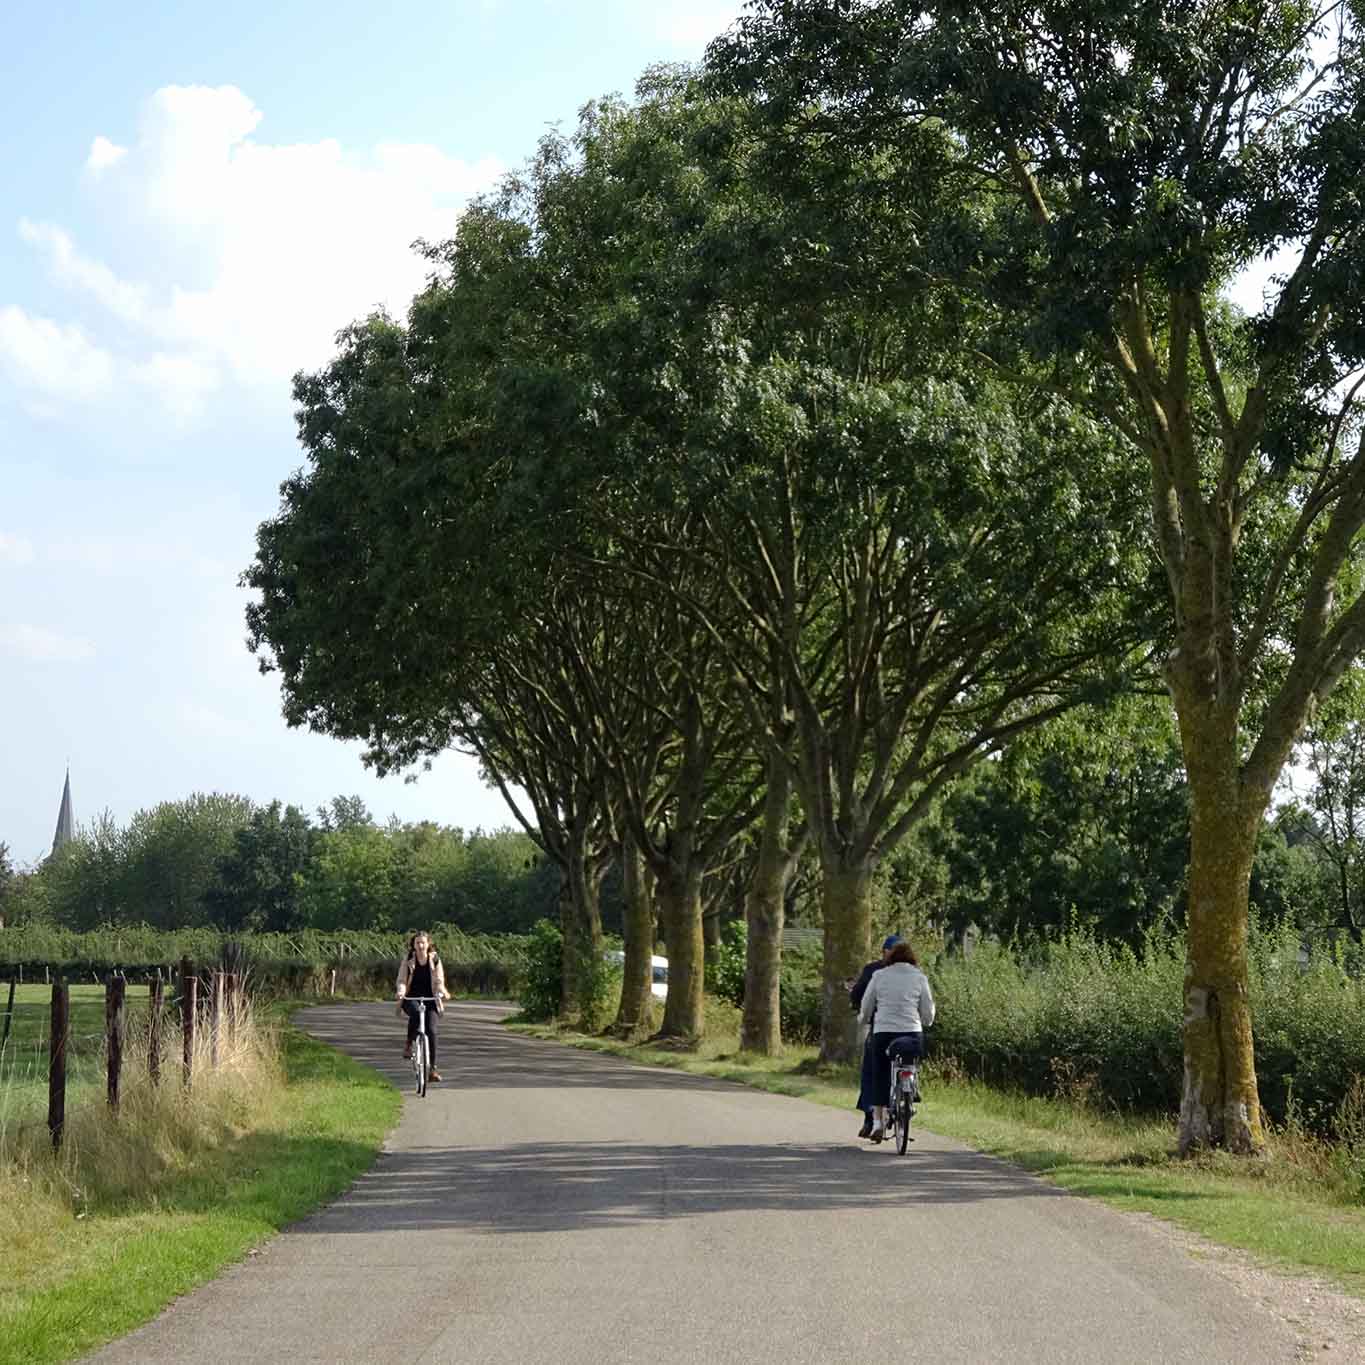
0, 0, 744, 864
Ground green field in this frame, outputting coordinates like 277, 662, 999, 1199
0, 983, 160, 1134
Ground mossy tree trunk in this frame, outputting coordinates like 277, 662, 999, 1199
563, 834, 606, 1029
1169, 662, 1272, 1154
1179, 777, 1262, 1153
741, 752, 803, 1055
818, 858, 874, 1064
657, 861, 705, 1041
616, 831, 655, 1035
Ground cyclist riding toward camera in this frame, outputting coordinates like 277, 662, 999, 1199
857, 939, 935, 1143
396, 931, 449, 1082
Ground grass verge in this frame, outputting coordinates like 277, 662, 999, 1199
0, 1003, 400, 1365
509, 1014, 1365, 1296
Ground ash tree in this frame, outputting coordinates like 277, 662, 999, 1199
711, 0, 1365, 1149
245, 182, 765, 1038
243, 305, 627, 1020
487, 76, 1153, 1060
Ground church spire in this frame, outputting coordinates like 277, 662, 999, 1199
52, 768, 74, 855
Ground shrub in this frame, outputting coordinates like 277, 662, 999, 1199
778, 977, 823, 1044
709, 921, 747, 1007
923, 921, 1365, 1133
519, 919, 563, 1022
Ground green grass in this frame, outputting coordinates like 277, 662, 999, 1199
509, 1014, 1365, 1295
0, 985, 132, 1129
0, 1007, 402, 1364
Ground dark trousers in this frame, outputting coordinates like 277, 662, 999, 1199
869, 1031, 924, 1108
402, 999, 438, 1067
856, 1027, 878, 1114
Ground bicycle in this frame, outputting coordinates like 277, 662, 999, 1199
887, 1045, 922, 1154
401, 996, 439, 1097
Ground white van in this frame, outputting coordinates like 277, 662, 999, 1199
604, 950, 669, 1000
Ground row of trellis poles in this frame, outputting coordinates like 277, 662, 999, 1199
45, 958, 246, 1150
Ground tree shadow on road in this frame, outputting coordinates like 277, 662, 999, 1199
290, 1003, 1101, 1241
291, 1135, 1074, 1239
299, 1003, 793, 1095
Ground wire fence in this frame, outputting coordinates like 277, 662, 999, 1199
0, 963, 248, 1152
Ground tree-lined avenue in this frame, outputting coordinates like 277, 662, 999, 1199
86, 1004, 1308, 1363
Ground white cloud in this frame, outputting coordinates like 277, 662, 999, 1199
1224, 244, 1301, 317
46, 531, 233, 576
654, 1, 745, 46
14, 84, 505, 408
176, 699, 254, 740
0, 533, 35, 565
87, 135, 128, 173
0, 624, 96, 662
19, 219, 150, 325
130, 352, 220, 420
0, 306, 115, 402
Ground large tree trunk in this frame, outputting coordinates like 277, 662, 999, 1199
1179, 765, 1266, 1154
615, 834, 655, 1036
656, 864, 705, 1041
818, 857, 874, 1064
556, 864, 576, 1017
741, 866, 784, 1055
703, 900, 722, 964
561, 843, 605, 1028
741, 756, 797, 1055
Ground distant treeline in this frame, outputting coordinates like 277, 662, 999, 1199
0, 713, 1357, 953
0, 794, 582, 938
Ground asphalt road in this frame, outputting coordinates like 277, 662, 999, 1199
86, 1001, 1312, 1364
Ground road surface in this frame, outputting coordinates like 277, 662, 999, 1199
86, 1001, 1319, 1363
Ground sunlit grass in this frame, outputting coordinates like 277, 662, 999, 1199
0, 999, 400, 1363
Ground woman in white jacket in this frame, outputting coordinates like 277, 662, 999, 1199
857, 940, 935, 1142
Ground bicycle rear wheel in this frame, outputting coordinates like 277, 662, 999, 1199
896, 1094, 912, 1153
415, 1033, 428, 1097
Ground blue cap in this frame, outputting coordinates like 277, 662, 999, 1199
882, 935, 903, 950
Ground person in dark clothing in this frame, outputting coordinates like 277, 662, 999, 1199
395, 930, 449, 1080
849, 935, 902, 1138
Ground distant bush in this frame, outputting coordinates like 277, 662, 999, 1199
927, 921, 1365, 1132
708, 921, 746, 1006
519, 919, 564, 1022
706, 922, 824, 1044
516, 920, 618, 1028
0, 923, 530, 998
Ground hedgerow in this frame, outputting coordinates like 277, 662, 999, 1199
927, 921, 1365, 1132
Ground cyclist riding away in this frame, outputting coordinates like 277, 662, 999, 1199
857, 940, 935, 1143
396, 930, 450, 1082
849, 934, 902, 1139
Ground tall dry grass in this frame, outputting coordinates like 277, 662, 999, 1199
0, 994, 283, 1268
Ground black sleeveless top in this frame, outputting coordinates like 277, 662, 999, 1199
409, 959, 434, 1000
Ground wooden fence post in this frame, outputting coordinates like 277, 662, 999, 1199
180, 957, 196, 1090
106, 974, 126, 1113
210, 971, 222, 1069
232, 972, 241, 1042
48, 979, 68, 1151
148, 974, 164, 1087
1, 976, 15, 1051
